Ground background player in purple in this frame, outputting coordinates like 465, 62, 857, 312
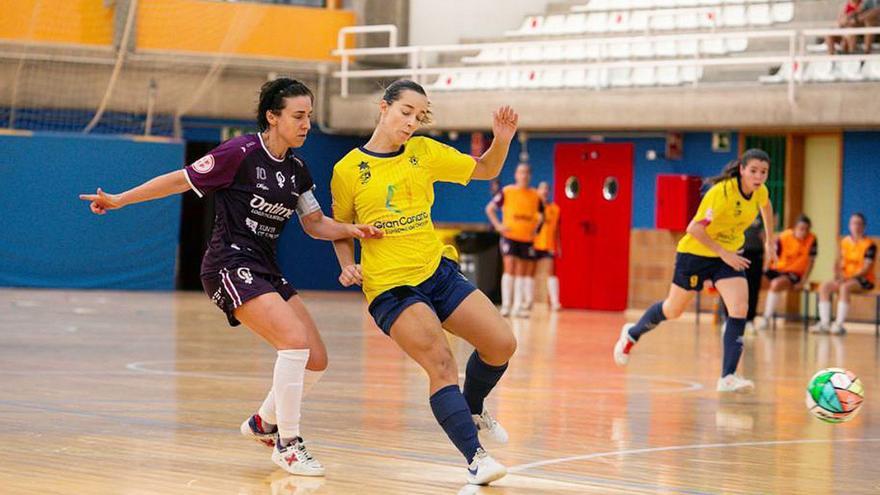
79, 78, 381, 477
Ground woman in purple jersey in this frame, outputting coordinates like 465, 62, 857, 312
80, 78, 381, 477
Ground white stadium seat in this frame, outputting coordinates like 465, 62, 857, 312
747, 3, 772, 26
609, 67, 633, 87
586, 12, 610, 33
631, 66, 657, 86
803, 61, 834, 82
722, 5, 747, 27
863, 60, 880, 80
772, 2, 794, 23
836, 60, 865, 81
656, 66, 681, 85
563, 13, 587, 34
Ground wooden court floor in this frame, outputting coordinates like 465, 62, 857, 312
1, 287, 879, 495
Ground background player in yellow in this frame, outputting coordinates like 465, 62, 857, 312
757, 214, 817, 329
614, 149, 776, 393
812, 212, 876, 335
485, 163, 543, 317
534, 180, 561, 311
330, 80, 519, 485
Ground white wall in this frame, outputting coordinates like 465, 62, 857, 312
409, 0, 552, 46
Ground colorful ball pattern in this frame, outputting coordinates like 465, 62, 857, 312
805, 368, 864, 424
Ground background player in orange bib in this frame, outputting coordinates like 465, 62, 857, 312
757, 214, 817, 329
486, 164, 544, 317
534, 181, 561, 311
812, 212, 876, 335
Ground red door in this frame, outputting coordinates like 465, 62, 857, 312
554, 143, 633, 311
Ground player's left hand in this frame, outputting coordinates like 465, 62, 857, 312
492, 105, 518, 143
348, 224, 383, 239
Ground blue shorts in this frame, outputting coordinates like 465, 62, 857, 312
672, 252, 745, 291
368, 257, 477, 336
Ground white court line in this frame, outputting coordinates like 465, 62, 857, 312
509, 437, 880, 473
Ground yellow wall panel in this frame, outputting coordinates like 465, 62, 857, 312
803, 134, 842, 283
137, 0, 355, 61
0, 0, 112, 45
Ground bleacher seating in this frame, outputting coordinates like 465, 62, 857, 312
415, 1, 874, 91
760, 60, 880, 83
505, 2, 794, 36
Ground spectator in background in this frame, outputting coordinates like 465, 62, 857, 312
827, 0, 880, 54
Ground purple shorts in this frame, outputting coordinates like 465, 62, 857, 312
201, 266, 297, 326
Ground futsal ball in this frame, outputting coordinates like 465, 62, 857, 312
805, 368, 864, 424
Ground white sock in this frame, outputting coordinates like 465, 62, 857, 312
524, 277, 535, 309
258, 368, 325, 425
835, 302, 849, 326
763, 291, 780, 320
547, 276, 560, 308
273, 349, 309, 444
819, 301, 832, 326
501, 273, 513, 310
512, 276, 525, 311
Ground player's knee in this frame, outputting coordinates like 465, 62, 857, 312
307, 350, 328, 371
427, 348, 458, 383
663, 301, 684, 319
490, 332, 517, 363
274, 330, 309, 351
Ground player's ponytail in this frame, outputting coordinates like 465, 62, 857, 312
257, 78, 314, 132
706, 148, 770, 186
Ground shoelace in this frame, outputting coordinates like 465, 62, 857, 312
472, 447, 488, 462
480, 412, 498, 430
292, 439, 319, 465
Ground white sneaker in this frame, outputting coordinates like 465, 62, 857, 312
744, 321, 756, 336
466, 448, 506, 485
716, 374, 755, 393
754, 317, 769, 331
271, 436, 325, 477
550, 302, 561, 311
613, 323, 636, 367
810, 322, 830, 334
515, 307, 530, 318
473, 409, 508, 444
241, 414, 277, 448
830, 322, 847, 335
499, 306, 511, 317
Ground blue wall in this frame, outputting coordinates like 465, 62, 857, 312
0, 132, 184, 289
841, 132, 880, 237
431, 131, 739, 229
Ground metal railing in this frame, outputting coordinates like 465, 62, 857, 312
333, 26, 880, 104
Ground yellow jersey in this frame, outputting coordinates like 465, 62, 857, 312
677, 178, 769, 257
534, 202, 560, 252
330, 137, 476, 302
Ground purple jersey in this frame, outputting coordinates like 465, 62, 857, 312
184, 134, 315, 276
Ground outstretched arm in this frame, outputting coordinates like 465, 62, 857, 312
79, 169, 191, 214
300, 210, 382, 241
472, 106, 519, 180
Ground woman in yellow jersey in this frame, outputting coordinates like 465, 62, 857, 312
756, 214, 817, 329
812, 212, 876, 334
330, 80, 517, 486
485, 163, 544, 318
534, 181, 562, 311
613, 149, 776, 393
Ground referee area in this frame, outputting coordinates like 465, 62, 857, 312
2, 0, 880, 493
